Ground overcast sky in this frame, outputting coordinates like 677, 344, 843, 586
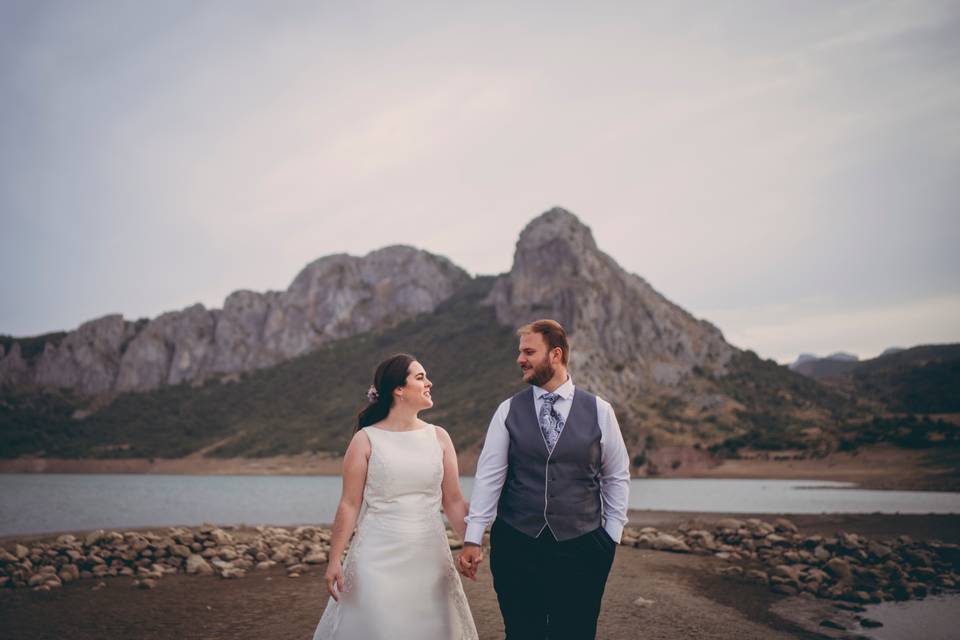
2, 0, 958, 363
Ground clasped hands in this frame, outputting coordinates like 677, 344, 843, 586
456, 544, 483, 580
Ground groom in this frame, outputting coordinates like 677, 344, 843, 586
457, 319, 631, 639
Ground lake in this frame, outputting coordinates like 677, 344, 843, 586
1, 475, 959, 537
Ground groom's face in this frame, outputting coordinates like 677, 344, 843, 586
517, 332, 556, 387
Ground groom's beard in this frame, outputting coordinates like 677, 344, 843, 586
524, 360, 555, 388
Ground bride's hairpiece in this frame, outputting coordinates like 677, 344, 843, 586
366, 385, 379, 403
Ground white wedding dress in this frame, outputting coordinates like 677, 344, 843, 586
313, 424, 478, 640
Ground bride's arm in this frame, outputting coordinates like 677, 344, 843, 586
325, 430, 370, 600
436, 426, 469, 541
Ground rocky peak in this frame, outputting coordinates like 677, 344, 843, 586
490, 207, 736, 405
515, 207, 599, 255
2, 246, 469, 394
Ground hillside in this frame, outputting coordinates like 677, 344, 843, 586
1, 208, 955, 468
0, 279, 868, 463
0, 278, 520, 459
847, 344, 960, 413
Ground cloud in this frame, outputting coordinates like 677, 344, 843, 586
0, 0, 957, 366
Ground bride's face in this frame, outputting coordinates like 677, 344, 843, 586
396, 361, 433, 410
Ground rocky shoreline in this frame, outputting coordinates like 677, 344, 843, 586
3, 516, 956, 610
622, 517, 959, 605
0, 523, 463, 592
2, 514, 959, 639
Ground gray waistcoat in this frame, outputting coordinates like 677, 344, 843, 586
497, 386, 602, 541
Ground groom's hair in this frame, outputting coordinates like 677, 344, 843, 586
517, 319, 569, 365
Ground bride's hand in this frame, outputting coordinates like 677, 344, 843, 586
325, 559, 345, 601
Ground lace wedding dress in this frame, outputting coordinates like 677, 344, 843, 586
313, 424, 478, 640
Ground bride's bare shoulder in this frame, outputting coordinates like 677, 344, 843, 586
346, 429, 372, 454
431, 424, 453, 446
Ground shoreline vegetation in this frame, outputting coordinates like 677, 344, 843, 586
1, 511, 958, 640
1, 443, 957, 491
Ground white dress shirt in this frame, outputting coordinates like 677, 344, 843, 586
464, 376, 631, 545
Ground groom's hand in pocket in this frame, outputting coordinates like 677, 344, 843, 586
457, 545, 483, 580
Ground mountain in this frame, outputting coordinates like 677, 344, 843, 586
0, 207, 887, 462
0, 246, 468, 395
844, 344, 960, 413
787, 345, 960, 413
790, 352, 861, 379
490, 209, 734, 402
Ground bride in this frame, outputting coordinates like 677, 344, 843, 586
313, 353, 479, 640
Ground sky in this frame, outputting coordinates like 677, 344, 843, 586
1, 0, 958, 364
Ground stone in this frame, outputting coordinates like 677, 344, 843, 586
805, 568, 830, 584
819, 619, 845, 630
186, 554, 214, 576
773, 518, 798, 533
773, 565, 803, 583
833, 602, 866, 612
137, 578, 158, 589
170, 544, 191, 558
826, 558, 853, 584
28, 574, 48, 587
304, 550, 327, 564
58, 565, 80, 583
715, 519, 745, 532
650, 534, 691, 553
208, 529, 232, 546
772, 584, 798, 595
633, 596, 655, 607
858, 617, 883, 628
868, 541, 892, 560
218, 547, 238, 561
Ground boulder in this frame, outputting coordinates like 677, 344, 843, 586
715, 519, 745, 532
185, 555, 214, 576
650, 534, 690, 553
773, 518, 798, 533
826, 558, 853, 584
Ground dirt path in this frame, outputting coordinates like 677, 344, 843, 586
0, 545, 816, 640
3, 511, 956, 639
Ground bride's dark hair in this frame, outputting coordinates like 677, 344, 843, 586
356, 353, 416, 431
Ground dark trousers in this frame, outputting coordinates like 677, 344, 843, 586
489, 518, 616, 640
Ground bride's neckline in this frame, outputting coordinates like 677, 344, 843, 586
367, 422, 432, 434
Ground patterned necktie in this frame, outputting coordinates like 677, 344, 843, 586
538, 392, 565, 453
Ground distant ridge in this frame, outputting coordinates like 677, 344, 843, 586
1, 207, 956, 464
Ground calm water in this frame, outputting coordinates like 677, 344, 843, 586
1, 475, 959, 538
854, 595, 960, 640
